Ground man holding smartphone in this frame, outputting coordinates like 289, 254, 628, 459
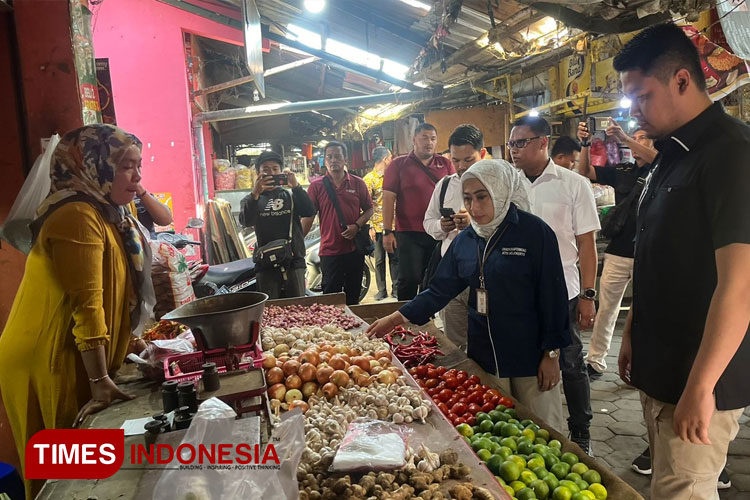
423, 124, 484, 351
239, 151, 315, 299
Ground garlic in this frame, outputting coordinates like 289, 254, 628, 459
392, 413, 405, 424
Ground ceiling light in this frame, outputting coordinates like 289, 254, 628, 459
628, 120, 637, 129
620, 97, 632, 109
398, 0, 431, 10
303, 0, 326, 14
529, 109, 539, 117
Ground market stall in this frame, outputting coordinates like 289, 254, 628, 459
37, 294, 642, 500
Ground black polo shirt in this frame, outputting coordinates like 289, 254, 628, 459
594, 162, 651, 258
631, 102, 750, 410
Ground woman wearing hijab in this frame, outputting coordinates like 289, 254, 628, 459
0, 124, 154, 498
368, 159, 570, 429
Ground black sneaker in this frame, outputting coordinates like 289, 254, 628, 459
587, 364, 603, 381
570, 433, 594, 457
631, 447, 652, 475
374, 291, 387, 301
718, 468, 731, 490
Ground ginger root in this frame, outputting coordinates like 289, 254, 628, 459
449, 485, 473, 500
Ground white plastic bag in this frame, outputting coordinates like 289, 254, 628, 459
331, 418, 412, 472
0, 134, 60, 254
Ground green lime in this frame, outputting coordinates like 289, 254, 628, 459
496, 475, 506, 486
476, 412, 491, 424
572, 493, 592, 500
488, 410, 505, 422
588, 483, 607, 500
578, 491, 596, 500
534, 444, 550, 455
479, 419, 494, 433
506, 408, 518, 419
522, 429, 536, 442
552, 486, 573, 500
544, 474, 560, 491
570, 463, 589, 475
476, 448, 492, 461
500, 437, 518, 452
478, 437, 494, 450
493, 421, 507, 436
463, 436, 471, 445
502, 424, 521, 438
520, 469, 538, 486
531, 479, 551, 500
544, 453, 560, 469
582, 470, 601, 485
504, 484, 515, 496
565, 473, 582, 482
534, 467, 550, 480
549, 439, 562, 449
558, 480, 580, 494
499, 460, 522, 482
495, 404, 507, 412
472, 425, 481, 435
508, 418, 520, 426
456, 423, 474, 437
487, 454, 504, 475
490, 436, 502, 444
574, 479, 589, 492
518, 440, 536, 456
489, 442, 502, 454
517, 487, 537, 500
550, 447, 562, 458
510, 455, 527, 470
498, 446, 513, 460
537, 429, 551, 441
510, 480, 527, 493
527, 457, 546, 470
521, 418, 534, 427
561, 452, 579, 466
535, 437, 549, 445
550, 462, 571, 480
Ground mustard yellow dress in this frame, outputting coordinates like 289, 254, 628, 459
0, 201, 132, 486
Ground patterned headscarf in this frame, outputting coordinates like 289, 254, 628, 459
461, 159, 530, 240
32, 124, 155, 335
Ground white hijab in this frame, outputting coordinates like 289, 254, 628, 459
461, 159, 530, 240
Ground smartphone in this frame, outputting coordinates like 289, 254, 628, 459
440, 207, 455, 218
272, 174, 288, 186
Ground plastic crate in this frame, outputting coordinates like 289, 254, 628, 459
163, 344, 263, 384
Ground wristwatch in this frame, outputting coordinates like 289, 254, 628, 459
384, 229, 394, 235
547, 349, 560, 359
580, 288, 597, 301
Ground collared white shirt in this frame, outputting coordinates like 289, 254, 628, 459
522, 159, 600, 299
423, 174, 465, 256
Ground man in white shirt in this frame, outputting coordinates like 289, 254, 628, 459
423, 124, 485, 350
510, 116, 601, 455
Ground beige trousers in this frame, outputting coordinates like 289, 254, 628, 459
641, 392, 744, 500
438, 287, 469, 352
492, 374, 565, 433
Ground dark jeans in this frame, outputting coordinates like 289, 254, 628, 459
256, 267, 305, 300
373, 232, 399, 295
395, 231, 437, 301
561, 298, 593, 437
320, 252, 365, 305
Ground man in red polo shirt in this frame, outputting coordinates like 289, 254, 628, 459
304, 141, 374, 305
382, 123, 455, 300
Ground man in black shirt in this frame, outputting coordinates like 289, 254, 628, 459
615, 24, 750, 500
239, 152, 315, 299
577, 122, 656, 381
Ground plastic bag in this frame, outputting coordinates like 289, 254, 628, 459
0, 134, 60, 254
152, 399, 305, 500
150, 240, 196, 319
235, 167, 257, 190
127, 332, 195, 380
330, 418, 412, 472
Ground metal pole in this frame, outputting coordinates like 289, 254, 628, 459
193, 122, 213, 264
194, 56, 319, 97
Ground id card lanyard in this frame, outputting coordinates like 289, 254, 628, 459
476, 224, 509, 316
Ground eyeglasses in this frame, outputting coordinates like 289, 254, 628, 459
508, 136, 545, 149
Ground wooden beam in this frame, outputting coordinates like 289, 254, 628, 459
194, 56, 319, 96
529, 3, 670, 34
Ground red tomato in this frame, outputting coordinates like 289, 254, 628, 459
499, 396, 514, 408
427, 387, 440, 397
444, 377, 460, 390
467, 403, 481, 415
456, 371, 468, 384
424, 378, 439, 389
467, 392, 483, 405
436, 381, 447, 391
467, 375, 481, 385
486, 389, 500, 398
436, 366, 448, 377
446, 396, 459, 408
444, 369, 457, 377
437, 389, 454, 402
451, 402, 467, 416
465, 414, 476, 425
415, 365, 429, 378
437, 402, 449, 414
427, 367, 440, 379
481, 402, 495, 413
451, 415, 462, 426
482, 391, 494, 402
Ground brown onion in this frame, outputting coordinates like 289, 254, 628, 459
334, 345, 349, 354
375, 349, 392, 361
268, 383, 286, 401
351, 356, 370, 371
377, 370, 397, 385
301, 381, 318, 397
356, 374, 371, 387
349, 347, 362, 357
285, 374, 302, 390
262, 354, 277, 370
299, 350, 319, 366
330, 370, 350, 387
298, 363, 317, 382
348, 365, 364, 378
266, 367, 284, 385
329, 355, 346, 371
316, 366, 334, 385
322, 382, 338, 398
369, 360, 381, 370
370, 366, 383, 375
282, 359, 300, 376
289, 400, 309, 413
318, 351, 331, 364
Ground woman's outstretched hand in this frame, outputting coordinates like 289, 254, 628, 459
73, 377, 135, 427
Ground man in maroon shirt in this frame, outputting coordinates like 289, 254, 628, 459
382, 123, 455, 300
303, 141, 374, 305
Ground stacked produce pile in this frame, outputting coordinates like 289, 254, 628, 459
262, 304, 362, 330
384, 326, 444, 367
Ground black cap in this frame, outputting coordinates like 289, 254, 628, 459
255, 151, 283, 170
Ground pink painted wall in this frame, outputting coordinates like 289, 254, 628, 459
91, 0, 242, 229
